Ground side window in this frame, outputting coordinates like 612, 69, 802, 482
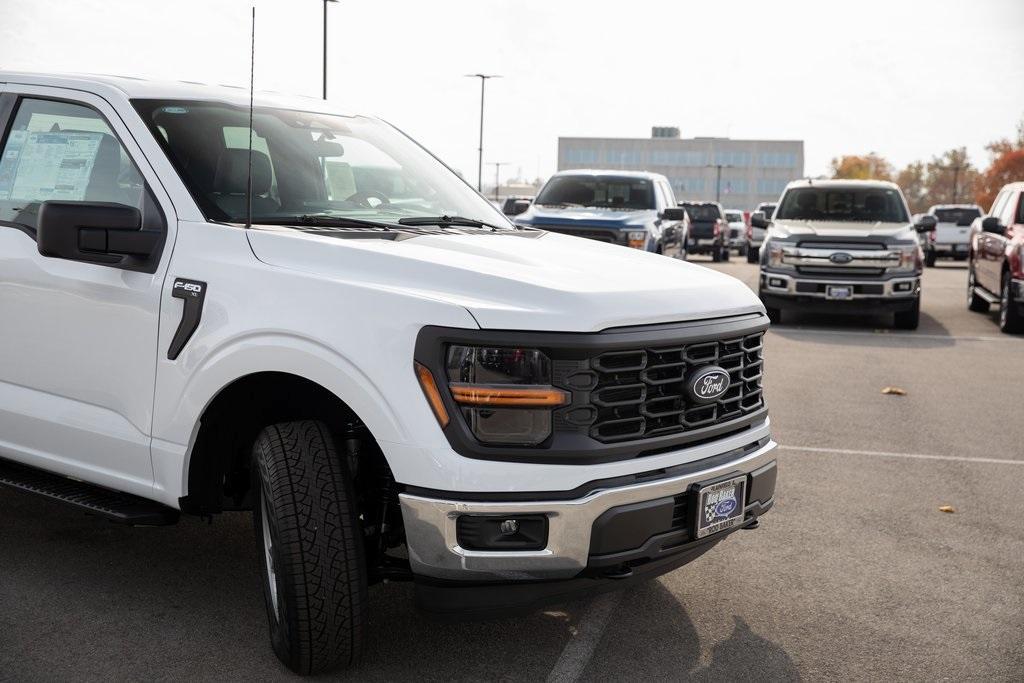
659, 181, 677, 208
1016, 193, 1024, 225
0, 98, 145, 229
989, 191, 1007, 220
1000, 191, 1020, 226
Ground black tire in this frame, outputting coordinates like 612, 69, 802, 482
999, 272, 1024, 334
712, 249, 721, 263
924, 250, 937, 268
738, 244, 748, 257
765, 305, 782, 325
747, 249, 758, 264
967, 268, 989, 313
721, 246, 730, 262
893, 297, 920, 330
253, 420, 368, 675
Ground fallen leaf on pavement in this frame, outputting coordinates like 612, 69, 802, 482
881, 386, 907, 395
939, 505, 955, 513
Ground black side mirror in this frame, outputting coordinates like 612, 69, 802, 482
914, 214, 937, 232
37, 201, 157, 268
503, 199, 531, 216
750, 211, 769, 229
981, 216, 1005, 235
660, 207, 688, 221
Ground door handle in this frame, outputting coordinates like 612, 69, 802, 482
168, 278, 207, 360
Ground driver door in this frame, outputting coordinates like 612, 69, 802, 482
0, 87, 174, 498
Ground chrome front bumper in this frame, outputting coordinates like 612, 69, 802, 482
760, 271, 919, 299
399, 439, 777, 581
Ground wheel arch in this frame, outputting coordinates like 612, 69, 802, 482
178, 371, 391, 515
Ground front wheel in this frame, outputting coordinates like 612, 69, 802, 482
924, 250, 937, 268
253, 420, 368, 675
747, 248, 758, 264
721, 246, 730, 262
712, 249, 721, 263
999, 273, 1024, 334
893, 297, 921, 330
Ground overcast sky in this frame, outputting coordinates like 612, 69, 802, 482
2, 0, 1022, 185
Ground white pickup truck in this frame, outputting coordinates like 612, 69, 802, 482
921, 204, 982, 266
0, 72, 777, 674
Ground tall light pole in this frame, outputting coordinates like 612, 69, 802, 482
706, 163, 734, 203
488, 161, 508, 202
937, 162, 966, 203
322, 0, 339, 100
465, 74, 501, 192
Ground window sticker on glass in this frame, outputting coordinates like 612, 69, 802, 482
4, 130, 104, 202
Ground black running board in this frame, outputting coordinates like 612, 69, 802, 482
0, 457, 179, 526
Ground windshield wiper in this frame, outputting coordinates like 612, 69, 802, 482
397, 215, 514, 231
261, 214, 396, 231
536, 202, 582, 208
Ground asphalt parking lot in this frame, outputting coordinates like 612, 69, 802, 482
1, 260, 1022, 682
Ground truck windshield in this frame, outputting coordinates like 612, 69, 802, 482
725, 211, 743, 222
535, 176, 655, 210
132, 100, 509, 227
776, 188, 908, 223
934, 207, 981, 226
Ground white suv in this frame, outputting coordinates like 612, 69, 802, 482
0, 72, 777, 674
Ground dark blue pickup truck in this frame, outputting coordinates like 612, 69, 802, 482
512, 170, 689, 258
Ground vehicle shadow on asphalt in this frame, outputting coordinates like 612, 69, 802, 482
577, 580, 799, 682
0, 491, 797, 682
768, 310, 956, 349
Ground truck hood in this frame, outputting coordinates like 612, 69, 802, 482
771, 219, 916, 240
515, 205, 652, 228
247, 227, 763, 332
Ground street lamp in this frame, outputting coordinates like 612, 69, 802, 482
706, 163, 734, 203
488, 161, 509, 202
322, 0, 340, 100
465, 74, 501, 192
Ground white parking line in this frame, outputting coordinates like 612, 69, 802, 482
779, 445, 1023, 466
546, 591, 623, 683
768, 328, 1018, 343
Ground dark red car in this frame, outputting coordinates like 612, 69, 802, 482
967, 181, 1024, 333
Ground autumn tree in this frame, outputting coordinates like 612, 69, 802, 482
921, 147, 981, 207
976, 117, 1024, 210
830, 153, 893, 181
897, 162, 927, 213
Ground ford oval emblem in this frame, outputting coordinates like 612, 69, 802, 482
686, 366, 731, 403
714, 498, 737, 517
829, 252, 854, 264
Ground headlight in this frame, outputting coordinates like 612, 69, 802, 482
766, 242, 794, 270
438, 346, 568, 445
894, 244, 921, 272
626, 231, 647, 249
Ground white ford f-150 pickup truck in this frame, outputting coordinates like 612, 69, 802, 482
0, 72, 777, 674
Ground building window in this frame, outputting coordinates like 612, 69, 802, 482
565, 148, 600, 165
758, 152, 798, 169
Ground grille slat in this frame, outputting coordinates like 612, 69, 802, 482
588, 332, 765, 443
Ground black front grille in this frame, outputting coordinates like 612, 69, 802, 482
579, 332, 764, 443
795, 282, 884, 295
797, 266, 886, 278
538, 226, 622, 243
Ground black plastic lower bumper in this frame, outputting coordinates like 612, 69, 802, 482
413, 514, 762, 619
760, 292, 918, 315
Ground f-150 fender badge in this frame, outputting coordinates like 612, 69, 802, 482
168, 278, 207, 360
685, 366, 731, 403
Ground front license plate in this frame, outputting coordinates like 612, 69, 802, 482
826, 285, 853, 300
694, 475, 747, 539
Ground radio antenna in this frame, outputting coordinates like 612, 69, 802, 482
245, 6, 255, 228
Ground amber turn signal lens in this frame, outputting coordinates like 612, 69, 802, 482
449, 384, 569, 407
415, 362, 450, 428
